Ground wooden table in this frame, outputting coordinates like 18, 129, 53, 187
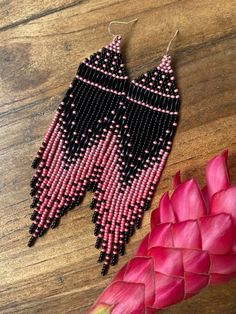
0, 0, 236, 313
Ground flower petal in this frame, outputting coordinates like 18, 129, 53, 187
173, 171, 181, 189
206, 150, 230, 199
211, 186, 236, 225
123, 257, 155, 307
112, 264, 127, 283
148, 247, 184, 276
151, 207, 160, 229
152, 273, 184, 309
201, 185, 209, 212
146, 308, 156, 314
210, 273, 236, 285
171, 179, 207, 221
159, 192, 176, 223
182, 249, 210, 273
91, 281, 145, 314
148, 223, 173, 250
173, 220, 201, 249
199, 214, 234, 254
210, 254, 236, 274
134, 234, 149, 257
185, 272, 209, 297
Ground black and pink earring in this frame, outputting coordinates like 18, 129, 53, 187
28, 20, 180, 275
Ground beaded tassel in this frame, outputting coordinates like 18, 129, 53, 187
28, 36, 180, 275
29, 36, 128, 245
93, 52, 180, 274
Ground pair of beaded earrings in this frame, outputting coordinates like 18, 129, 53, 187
28, 19, 180, 275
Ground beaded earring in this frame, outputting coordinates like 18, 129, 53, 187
28, 21, 180, 275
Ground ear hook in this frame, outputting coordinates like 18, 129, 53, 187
108, 18, 138, 37
166, 29, 179, 55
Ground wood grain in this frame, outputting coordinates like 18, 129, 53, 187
0, 0, 236, 313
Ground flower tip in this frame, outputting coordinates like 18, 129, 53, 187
162, 191, 170, 199
179, 178, 198, 191
222, 149, 228, 161
207, 150, 228, 168
206, 149, 230, 199
159, 191, 176, 223
173, 171, 181, 189
171, 178, 206, 221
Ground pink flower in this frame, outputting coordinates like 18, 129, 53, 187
89, 151, 236, 313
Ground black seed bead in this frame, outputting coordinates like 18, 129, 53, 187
92, 211, 99, 223
129, 224, 135, 236
60, 211, 65, 218
101, 264, 109, 276
119, 243, 125, 256
28, 236, 36, 247
51, 218, 60, 229
94, 224, 100, 236
95, 237, 102, 249
144, 201, 150, 211
30, 210, 38, 220
124, 232, 129, 243
75, 196, 83, 206
90, 182, 98, 192
29, 223, 36, 234
70, 201, 77, 209
136, 217, 141, 229
39, 228, 47, 237
30, 177, 38, 188
68, 203, 74, 211
60, 206, 66, 217
111, 254, 118, 266
31, 157, 40, 169
30, 188, 37, 197
86, 182, 92, 191
89, 199, 97, 209
98, 251, 105, 263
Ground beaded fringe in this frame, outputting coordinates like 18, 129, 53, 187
28, 36, 180, 275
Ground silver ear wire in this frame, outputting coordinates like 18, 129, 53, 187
166, 29, 179, 55
108, 18, 138, 37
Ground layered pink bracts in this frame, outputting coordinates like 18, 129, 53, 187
89, 151, 236, 314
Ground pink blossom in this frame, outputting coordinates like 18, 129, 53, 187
89, 151, 236, 313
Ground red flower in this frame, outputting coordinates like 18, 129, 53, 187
89, 151, 236, 314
